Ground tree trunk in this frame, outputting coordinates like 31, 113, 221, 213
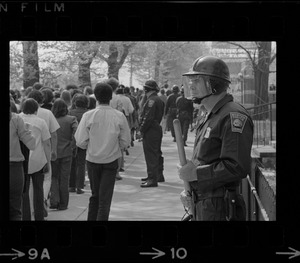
107, 43, 133, 80
254, 42, 271, 120
22, 41, 40, 88
77, 42, 101, 89
129, 53, 133, 86
78, 61, 92, 88
107, 44, 120, 80
154, 43, 161, 83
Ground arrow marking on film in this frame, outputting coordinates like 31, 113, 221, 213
276, 247, 300, 260
0, 248, 25, 260
140, 247, 165, 259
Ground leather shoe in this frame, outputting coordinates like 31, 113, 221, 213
141, 177, 148, 181
49, 204, 59, 209
69, 187, 76, 192
158, 177, 165, 182
76, 188, 84, 194
140, 181, 158, 188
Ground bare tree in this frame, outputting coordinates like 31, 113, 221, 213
98, 42, 136, 80
227, 41, 276, 119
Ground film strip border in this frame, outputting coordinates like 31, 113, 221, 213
0, 2, 297, 40
1, 222, 298, 262
2, 1, 300, 262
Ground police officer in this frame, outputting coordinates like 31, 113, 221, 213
138, 80, 165, 187
176, 86, 194, 146
165, 85, 181, 142
178, 56, 254, 221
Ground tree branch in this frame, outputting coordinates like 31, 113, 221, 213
270, 53, 276, 64
118, 43, 132, 68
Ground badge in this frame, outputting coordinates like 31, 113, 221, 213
148, 100, 155, 107
230, 112, 247, 133
204, 127, 211, 138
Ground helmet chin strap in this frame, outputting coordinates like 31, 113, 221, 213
191, 80, 217, 104
192, 92, 213, 104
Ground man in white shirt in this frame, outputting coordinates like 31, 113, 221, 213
116, 88, 134, 117
19, 98, 51, 221
27, 90, 60, 215
75, 82, 131, 221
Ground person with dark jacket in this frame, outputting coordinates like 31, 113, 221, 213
176, 87, 194, 146
165, 85, 181, 141
178, 56, 254, 221
138, 80, 165, 187
69, 94, 89, 194
50, 99, 78, 210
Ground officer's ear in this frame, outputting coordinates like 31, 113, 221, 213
205, 80, 213, 93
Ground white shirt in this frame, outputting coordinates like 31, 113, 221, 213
109, 93, 123, 112
37, 107, 60, 133
117, 94, 134, 116
19, 113, 51, 174
75, 105, 131, 164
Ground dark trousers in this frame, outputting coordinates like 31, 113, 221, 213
178, 114, 191, 143
70, 148, 86, 189
10, 162, 24, 221
167, 109, 177, 138
142, 126, 164, 183
87, 159, 118, 221
22, 169, 45, 221
50, 156, 72, 209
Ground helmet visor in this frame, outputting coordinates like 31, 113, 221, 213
182, 75, 212, 100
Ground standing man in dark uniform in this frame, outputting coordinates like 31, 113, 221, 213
165, 85, 181, 142
137, 80, 165, 187
178, 56, 254, 221
176, 86, 194, 146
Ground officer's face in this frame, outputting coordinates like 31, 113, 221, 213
187, 75, 211, 99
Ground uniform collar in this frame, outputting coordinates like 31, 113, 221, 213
146, 91, 156, 99
211, 93, 233, 114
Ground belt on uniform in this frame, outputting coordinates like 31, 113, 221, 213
193, 186, 239, 201
194, 187, 226, 201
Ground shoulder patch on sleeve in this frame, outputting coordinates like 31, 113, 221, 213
230, 112, 247, 133
148, 100, 155, 107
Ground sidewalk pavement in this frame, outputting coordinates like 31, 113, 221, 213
46, 130, 195, 221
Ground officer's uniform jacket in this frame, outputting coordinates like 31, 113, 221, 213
176, 95, 194, 120
190, 93, 254, 197
165, 93, 180, 116
139, 92, 164, 134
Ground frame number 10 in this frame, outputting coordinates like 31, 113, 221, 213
170, 248, 187, 259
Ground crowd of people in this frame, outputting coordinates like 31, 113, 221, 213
10, 55, 255, 222
9, 78, 197, 221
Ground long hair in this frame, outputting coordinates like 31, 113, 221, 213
52, 98, 68, 118
60, 90, 71, 106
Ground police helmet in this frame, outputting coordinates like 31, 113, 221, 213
183, 56, 231, 84
143, 80, 159, 92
